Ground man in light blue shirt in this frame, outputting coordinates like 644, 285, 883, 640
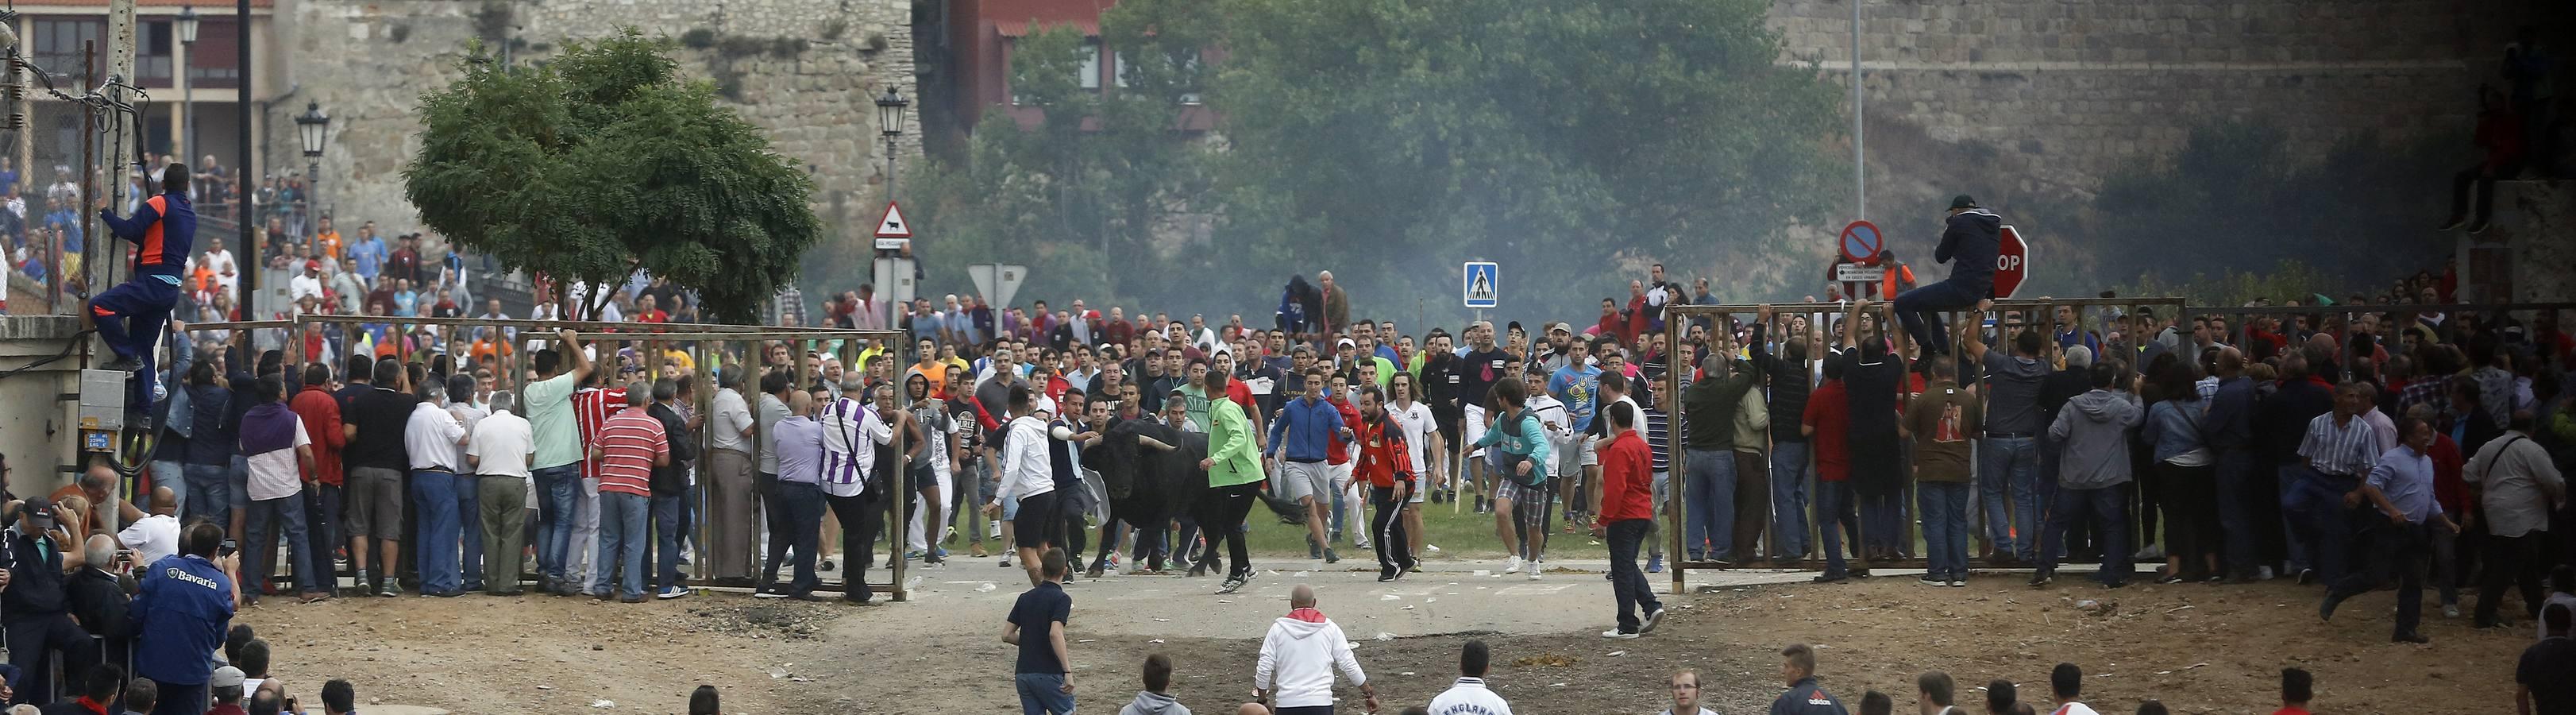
2320, 415, 2457, 644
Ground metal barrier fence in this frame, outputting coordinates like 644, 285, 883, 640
1654, 296, 2185, 594
171, 314, 918, 601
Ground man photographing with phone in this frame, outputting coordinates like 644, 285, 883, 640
2, 497, 100, 705
131, 521, 239, 715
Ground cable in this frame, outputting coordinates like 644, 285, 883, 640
0, 327, 87, 381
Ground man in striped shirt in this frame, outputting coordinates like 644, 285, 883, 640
569, 374, 629, 596
817, 377, 895, 603
2293, 382, 2388, 588
588, 385, 667, 603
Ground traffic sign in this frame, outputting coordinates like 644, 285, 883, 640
969, 264, 1030, 312
1834, 262, 1885, 284
1993, 225, 2030, 299
1463, 262, 1499, 308
874, 201, 912, 238
1838, 220, 1884, 265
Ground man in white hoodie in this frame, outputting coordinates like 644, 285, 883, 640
1253, 584, 1378, 714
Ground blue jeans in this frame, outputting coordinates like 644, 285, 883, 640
594, 492, 651, 598
1891, 277, 1986, 355
2044, 485, 2132, 585
1768, 441, 1811, 559
228, 454, 251, 510
534, 465, 583, 582
1683, 449, 1735, 558
652, 494, 685, 591
1977, 435, 2042, 560
245, 494, 321, 594
148, 460, 188, 512
1014, 672, 1075, 715
2289, 469, 2361, 585
410, 470, 463, 594
2276, 463, 2312, 574
2212, 448, 2258, 574
88, 276, 175, 406
1919, 481, 1972, 579
183, 463, 229, 525
1816, 481, 1859, 575
457, 474, 484, 589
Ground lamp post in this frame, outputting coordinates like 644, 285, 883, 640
293, 102, 328, 228
175, 6, 198, 168
874, 87, 907, 201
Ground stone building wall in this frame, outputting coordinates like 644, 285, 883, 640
1764, 0, 2526, 191
264, 0, 916, 244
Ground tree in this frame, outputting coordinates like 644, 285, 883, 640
407, 29, 822, 323
1206, 0, 1846, 318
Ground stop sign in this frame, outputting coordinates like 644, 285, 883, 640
1992, 225, 2030, 298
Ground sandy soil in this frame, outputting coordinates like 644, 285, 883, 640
252, 567, 2513, 714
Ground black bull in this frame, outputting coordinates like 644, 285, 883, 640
1083, 419, 1305, 577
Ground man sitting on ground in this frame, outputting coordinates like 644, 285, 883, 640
1427, 640, 1510, 715
1771, 643, 1850, 715
2047, 663, 2098, 715
1119, 654, 1190, 715
1253, 584, 1375, 714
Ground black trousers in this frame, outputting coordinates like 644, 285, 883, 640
2477, 531, 2547, 628
1201, 482, 1261, 579
5, 613, 96, 705
1371, 484, 1413, 573
826, 491, 885, 601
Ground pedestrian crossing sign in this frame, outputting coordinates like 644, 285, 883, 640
1463, 262, 1499, 308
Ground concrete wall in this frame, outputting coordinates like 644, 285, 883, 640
264, 0, 916, 247
0, 316, 96, 496
2459, 180, 2576, 305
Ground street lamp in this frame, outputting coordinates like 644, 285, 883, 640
175, 6, 199, 184
874, 87, 907, 199
294, 102, 329, 224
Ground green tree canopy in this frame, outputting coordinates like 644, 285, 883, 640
407, 29, 821, 323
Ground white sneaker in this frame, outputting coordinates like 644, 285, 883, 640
2258, 565, 2276, 581
1501, 556, 1525, 574
1600, 628, 1640, 640
2443, 604, 2462, 618
1425, 543, 1442, 554
1528, 570, 1543, 581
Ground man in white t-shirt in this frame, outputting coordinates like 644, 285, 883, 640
237, 376, 326, 603
1387, 373, 1442, 566
2045, 663, 2100, 715
1428, 640, 1512, 715
117, 486, 183, 566
469, 391, 536, 595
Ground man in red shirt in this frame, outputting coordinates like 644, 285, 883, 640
1352, 385, 1416, 582
1592, 400, 1663, 639
588, 385, 668, 602
2271, 667, 2312, 715
572, 373, 634, 597
1803, 357, 1862, 582
288, 362, 349, 579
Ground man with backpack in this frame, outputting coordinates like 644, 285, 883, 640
1471, 361, 1559, 579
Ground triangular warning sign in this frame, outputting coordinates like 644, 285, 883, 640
874, 201, 912, 238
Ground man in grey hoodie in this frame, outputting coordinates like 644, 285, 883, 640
2034, 360, 2142, 588
1120, 653, 1192, 715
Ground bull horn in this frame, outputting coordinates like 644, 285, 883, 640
1137, 435, 1178, 451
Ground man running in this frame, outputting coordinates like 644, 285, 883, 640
91, 164, 198, 407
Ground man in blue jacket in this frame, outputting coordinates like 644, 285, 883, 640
1889, 195, 1999, 357
1267, 368, 1352, 562
129, 521, 237, 715
90, 164, 197, 409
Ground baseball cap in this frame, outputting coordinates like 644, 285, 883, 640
210, 666, 246, 688
1336, 338, 1355, 349
1949, 194, 1979, 210
305, 259, 322, 271
1548, 323, 1574, 334
22, 497, 52, 520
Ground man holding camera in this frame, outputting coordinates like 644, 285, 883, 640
2, 497, 101, 705
130, 522, 238, 715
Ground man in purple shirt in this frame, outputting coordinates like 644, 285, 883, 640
756, 392, 828, 601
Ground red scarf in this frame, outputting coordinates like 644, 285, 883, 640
1286, 607, 1328, 624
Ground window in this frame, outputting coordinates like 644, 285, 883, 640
1079, 41, 1101, 90
1112, 51, 1130, 88
30, 18, 106, 82
139, 21, 174, 85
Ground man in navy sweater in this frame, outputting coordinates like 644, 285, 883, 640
90, 164, 197, 409
1888, 195, 1999, 357
129, 521, 237, 715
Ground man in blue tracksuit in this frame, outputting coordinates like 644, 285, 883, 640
90, 164, 197, 408
1889, 194, 1998, 357
1267, 369, 1352, 561
129, 521, 237, 715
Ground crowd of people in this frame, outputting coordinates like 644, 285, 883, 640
1, 175, 2570, 713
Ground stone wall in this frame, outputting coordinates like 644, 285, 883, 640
265, 0, 916, 245
1764, 0, 2528, 198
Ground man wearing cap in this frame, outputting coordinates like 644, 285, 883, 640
1888, 195, 2001, 358
288, 260, 325, 307
4, 497, 100, 705
203, 667, 247, 715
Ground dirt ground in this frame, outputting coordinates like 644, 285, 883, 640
253, 567, 2514, 714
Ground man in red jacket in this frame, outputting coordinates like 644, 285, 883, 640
288, 362, 349, 572
2440, 86, 2524, 235
1594, 401, 1664, 639
1352, 385, 1417, 582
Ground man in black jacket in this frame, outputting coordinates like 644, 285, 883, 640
65, 534, 133, 686
1750, 306, 1818, 564
646, 378, 700, 599
2257, 346, 2338, 583
1890, 195, 2002, 357
3, 498, 100, 705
